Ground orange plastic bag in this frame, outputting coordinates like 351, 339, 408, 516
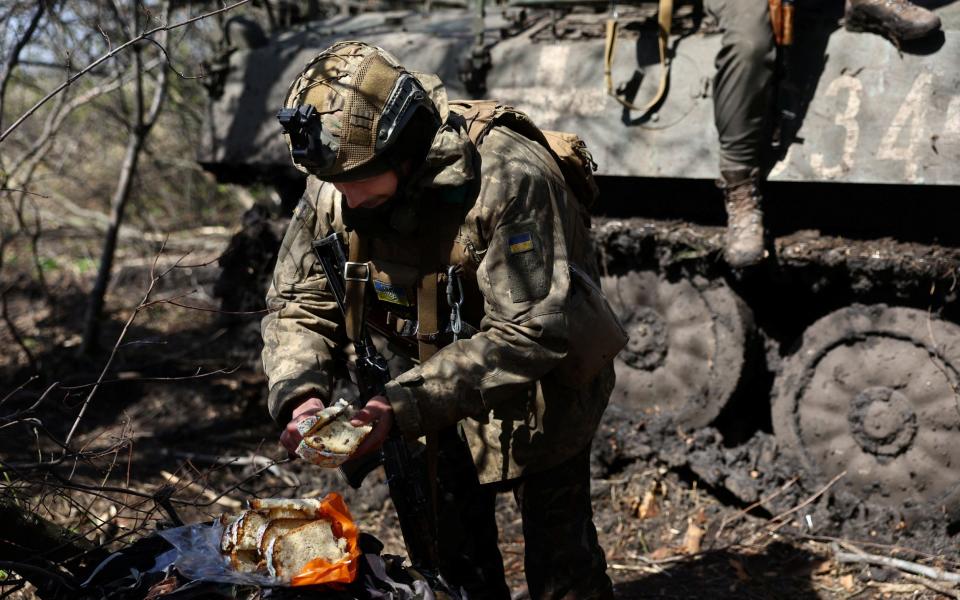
290, 492, 361, 586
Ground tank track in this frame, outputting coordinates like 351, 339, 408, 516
592, 217, 960, 534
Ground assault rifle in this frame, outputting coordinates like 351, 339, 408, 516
310, 233, 446, 579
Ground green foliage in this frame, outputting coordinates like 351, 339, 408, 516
75, 257, 96, 274
38, 256, 58, 273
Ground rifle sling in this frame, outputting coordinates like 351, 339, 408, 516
416, 270, 442, 517
344, 231, 370, 343
343, 229, 443, 562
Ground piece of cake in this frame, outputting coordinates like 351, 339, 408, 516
296, 399, 372, 467
266, 520, 349, 579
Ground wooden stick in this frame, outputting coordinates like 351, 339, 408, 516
903, 573, 960, 599
834, 546, 960, 584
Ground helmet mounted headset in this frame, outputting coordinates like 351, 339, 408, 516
276, 43, 441, 183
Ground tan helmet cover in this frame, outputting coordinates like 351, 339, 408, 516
282, 41, 443, 180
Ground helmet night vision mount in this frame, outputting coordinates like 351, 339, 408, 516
277, 69, 439, 180
276, 104, 330, 173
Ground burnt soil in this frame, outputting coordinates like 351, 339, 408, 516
1, 217, 958, 599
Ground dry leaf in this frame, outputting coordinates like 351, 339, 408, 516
812, 559, 834, 576
638, 489, 659, 519
683, 520, 704, 555
650, 546, 677, 561
840, 574, 856, 592
729, 558, 750, 582
692, 507, 707, 525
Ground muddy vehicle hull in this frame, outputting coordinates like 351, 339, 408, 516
201, 4, 960, 527
203, 7, 960, 185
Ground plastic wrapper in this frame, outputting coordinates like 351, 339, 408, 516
159, 492, 361, 587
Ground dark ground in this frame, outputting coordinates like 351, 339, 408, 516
1, 221, 958, 599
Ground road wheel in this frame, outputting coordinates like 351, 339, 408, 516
601, 270, 751, 428
772, 304, 960, 515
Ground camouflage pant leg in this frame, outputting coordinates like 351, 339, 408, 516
512, 445, 613, 600
705, 0, 776, 171
435, 427, 512, 600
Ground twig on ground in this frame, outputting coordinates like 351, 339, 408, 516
716, 476, 799, 539
759, 471, 846, 537
610, 562, 668, 575
833, 542, 960, 584
799, 534, 960, 571
903, 573, 960, 599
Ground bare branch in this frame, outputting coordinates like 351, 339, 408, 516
58, 364, 241, 389
0, 382, 60, 424
1, 281, 38, 369
0, 375, 39, 408
0, 0, 251, 143
0, 561, 77, 594
0, 1, 47, 133
0, 188, 49, 199
67, 245, 166, 447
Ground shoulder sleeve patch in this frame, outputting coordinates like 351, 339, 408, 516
508, 232, 534, 254
501, 224, 547, 303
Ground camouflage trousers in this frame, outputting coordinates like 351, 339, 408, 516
705, 0, 777, 171
435, 428, 613, 600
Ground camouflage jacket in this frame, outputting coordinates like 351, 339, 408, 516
261, 112, 614, 484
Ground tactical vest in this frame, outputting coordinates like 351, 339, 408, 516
346, 101, 614, 369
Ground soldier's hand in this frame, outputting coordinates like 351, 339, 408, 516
348, 395, 393, 459
280, 397, 325, 457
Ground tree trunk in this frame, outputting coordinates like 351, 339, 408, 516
80, 131, 145, 353
80, 0, 170, 354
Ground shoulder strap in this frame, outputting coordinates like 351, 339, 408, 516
604, 0, 672, 116
449, 101, 599, 207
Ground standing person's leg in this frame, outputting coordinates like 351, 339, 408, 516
705, 0, 776, 268
514, 445, 612, 600
435, 427, 511, 599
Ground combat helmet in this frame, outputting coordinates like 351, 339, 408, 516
277, 41, 443, 181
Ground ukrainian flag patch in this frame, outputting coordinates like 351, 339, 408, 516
508, 232, 534, 254
373, 280, 411, 306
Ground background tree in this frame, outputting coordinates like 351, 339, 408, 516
80, 0, 172, 354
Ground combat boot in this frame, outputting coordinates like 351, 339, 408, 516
845, 0, 941, 41
719, 168, 765, 268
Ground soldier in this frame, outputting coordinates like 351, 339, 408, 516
709, 0, 941, 267
262, 41, 622, 599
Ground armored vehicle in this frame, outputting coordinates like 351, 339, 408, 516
200, 2, 960, 526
